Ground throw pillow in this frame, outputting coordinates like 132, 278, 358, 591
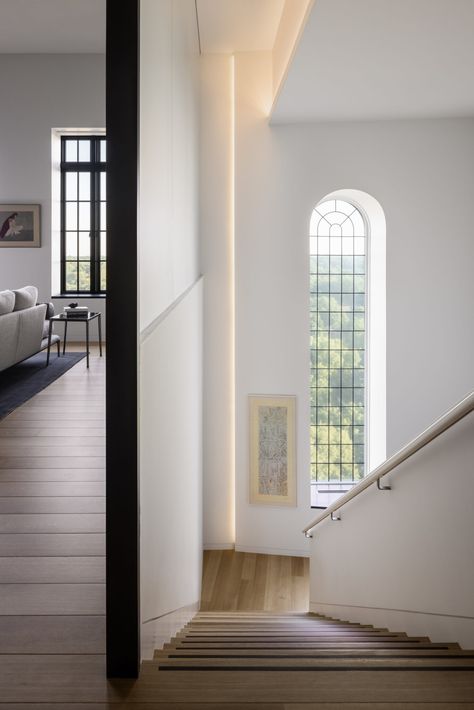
0, 289, 15, 315
13, 285, 38, 311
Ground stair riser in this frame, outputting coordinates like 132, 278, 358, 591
156, 659, 474, 669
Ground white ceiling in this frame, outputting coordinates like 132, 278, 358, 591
0, 0, 283, 55
272, 0, 474, 123
196, 0, 285, 53
0, 0, 105, 53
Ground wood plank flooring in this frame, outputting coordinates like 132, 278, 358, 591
1, 351, 474, 707
0, 348, 106, 679
201, 549, 309, 612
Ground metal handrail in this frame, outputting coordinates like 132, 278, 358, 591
303, 390, 474, 537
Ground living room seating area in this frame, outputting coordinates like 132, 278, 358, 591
0, 286, 59, 372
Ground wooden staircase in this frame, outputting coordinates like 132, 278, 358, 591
139, 611, 474, 705
154, 611, 474, 671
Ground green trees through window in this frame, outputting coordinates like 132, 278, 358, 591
310, 200, 366, 507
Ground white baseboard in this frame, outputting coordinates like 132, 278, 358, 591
235, 544, 309, 558
310, 601, 474, 650
203, 543, 235, 551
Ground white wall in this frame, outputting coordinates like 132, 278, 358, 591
200, 55, 235, 549
224, 51, 474, 556
140, 280, 203, 627
139, 0, 200, 331
139, 0, 202, 658
0, 55, 106, 340
309, 411, 474, 649
233, 52, 310, 556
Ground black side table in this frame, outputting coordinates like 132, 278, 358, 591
47, 312, 103, 368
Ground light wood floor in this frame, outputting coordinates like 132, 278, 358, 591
1, 349, 474, 707
0, 347, 107, 703
201, 549, 309, 612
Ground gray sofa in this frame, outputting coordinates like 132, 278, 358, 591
0, 286, 60, 373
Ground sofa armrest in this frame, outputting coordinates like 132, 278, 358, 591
14, 304, 47, 363
38, 301, 55, 319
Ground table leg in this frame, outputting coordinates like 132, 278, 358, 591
63, 320, 68, 355
98, 313, 103, 357
86, 319, 90, 369
46, 320, 53, 366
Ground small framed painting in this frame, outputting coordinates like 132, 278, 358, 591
249, 394, 297, 506
0, 204, 41, 247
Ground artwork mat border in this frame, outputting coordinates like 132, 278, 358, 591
249, 394, 297, 507
0, 204, 41, 247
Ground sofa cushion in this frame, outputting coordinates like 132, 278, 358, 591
13, 285, 38, 311
0, 289, 15, 315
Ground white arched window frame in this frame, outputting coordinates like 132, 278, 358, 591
309, 189, 386, 507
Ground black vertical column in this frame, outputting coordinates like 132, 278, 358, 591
106, 0, 140, 678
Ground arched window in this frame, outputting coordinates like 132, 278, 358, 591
309, 199, 367, 508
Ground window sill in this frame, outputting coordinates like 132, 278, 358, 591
52, 294, 106, 299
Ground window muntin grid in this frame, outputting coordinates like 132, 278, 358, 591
60, 136, 107, 294
310, 199, 366, 508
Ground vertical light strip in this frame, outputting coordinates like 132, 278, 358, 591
229, 54, 236, 541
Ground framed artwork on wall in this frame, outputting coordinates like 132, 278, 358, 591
249, 394, 297, 507
0, 204, 41, 247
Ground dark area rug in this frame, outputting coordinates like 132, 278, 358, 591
0, 352, 86, 420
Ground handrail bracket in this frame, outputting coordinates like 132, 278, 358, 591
331, 511, 341, 521
377, 476, 391, 491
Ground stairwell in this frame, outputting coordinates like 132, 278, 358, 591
138, 611, 474, 705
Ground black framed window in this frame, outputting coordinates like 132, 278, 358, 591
60, 135, 106, 294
